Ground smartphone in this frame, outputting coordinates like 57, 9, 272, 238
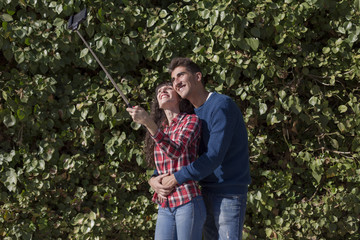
68, 8, 87, 30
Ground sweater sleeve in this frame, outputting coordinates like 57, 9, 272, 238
174, 98, 237, 184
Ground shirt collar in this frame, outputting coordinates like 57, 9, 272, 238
161, 112, 184, 127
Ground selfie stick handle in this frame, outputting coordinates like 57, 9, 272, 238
75, 30, 132, 108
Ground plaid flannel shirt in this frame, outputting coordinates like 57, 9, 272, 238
152, 113, 201, 208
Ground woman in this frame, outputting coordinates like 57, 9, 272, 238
126, 82, 206, 240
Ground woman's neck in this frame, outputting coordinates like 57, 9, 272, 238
163, 108, 180, 125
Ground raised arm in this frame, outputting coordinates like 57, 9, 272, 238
152, 114, 201, 160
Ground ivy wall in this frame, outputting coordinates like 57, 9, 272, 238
1, 0, 359, 239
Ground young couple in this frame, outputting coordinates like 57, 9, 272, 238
127, 58, 251, 240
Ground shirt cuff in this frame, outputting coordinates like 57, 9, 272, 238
151, 129, 164, 143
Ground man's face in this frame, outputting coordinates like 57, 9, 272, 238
171, 66, 199, 99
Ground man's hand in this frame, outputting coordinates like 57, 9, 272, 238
148, 173, 174, 200
161, 174, 178, 188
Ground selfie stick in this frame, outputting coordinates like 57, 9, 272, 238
67, 8, 132, 108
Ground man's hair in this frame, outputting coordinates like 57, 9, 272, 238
168, 57, 202, 76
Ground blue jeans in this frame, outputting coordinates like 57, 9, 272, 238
203, 192, 247, 240
155, 196, 206, 240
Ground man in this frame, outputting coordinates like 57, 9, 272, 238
150, 57, 251, 239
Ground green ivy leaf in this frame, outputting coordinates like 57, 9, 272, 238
80, 48, 89, 58
330, 138, 339, 149
338, 105, 347, 113
14, 51, 25, 63
312, 171, 322, 184
146, 16, 158, 27
3, 114, 16, 127
347, 32, 358, 43
210, 10, 219, 25
309, 96, 318, 106
99, 112, 106, 121
259, 103, 268, 115
245, 38, 259, 51
17, 109, 26, 120
130, 122, 141, 130
355, 0, 360, 11
55, 4, 63, 14
159, 9, 167, 18
53, 18, 64, 28
1, 13, 13, 22
4, 168, 17, 192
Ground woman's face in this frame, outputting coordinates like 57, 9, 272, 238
156, 84, 180, 110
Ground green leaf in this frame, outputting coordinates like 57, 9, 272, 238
147, 16, 158, 28
4, 168, 17, 192
259, 103, 268, 115
99, 112, 106, 121
15, 28, 26, 38
193, 45, 204, 53
168, 3, 178, 11
275, 216, 284, 226
265, 228, 272, 237
17, 109, 26, 120
97, 8, 104, 22
212, 55, 219, 63
49, 1, 57, 7
159, 9, 167, 18
80, 48, 89, 58
312, 171, 322, 184
130, 122, 141, 130
355, 0, 360, 11
348, 32, 358, 43
278, 90, 286, 99
330, 138, 339, 149
338, 105, 347, 113
247, 12, 256, 20
7, 9, 15, 15
89, 211, 96, 221
55, 4, 63, 14
338, 122, 346, 132
245, 38, 259, 51
1, 13, 13, 22
210, 10, 219, 25
81, 108, 89, 119
3, 114, 16, 127
322, 47, 331, 54
53, 18, 64, 28
309, 96, 318, 106
14, 51, 25, 64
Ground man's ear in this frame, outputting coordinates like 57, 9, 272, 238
195, 72, 202, 83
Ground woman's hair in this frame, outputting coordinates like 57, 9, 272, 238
144, 82, 194, 167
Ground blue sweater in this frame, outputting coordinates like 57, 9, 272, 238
174, 92, 251, 194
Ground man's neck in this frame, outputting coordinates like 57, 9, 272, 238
190, 89, 210, 108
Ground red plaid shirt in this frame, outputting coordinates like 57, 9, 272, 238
152, 113, 202, 208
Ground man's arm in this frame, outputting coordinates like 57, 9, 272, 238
165, 98, 239, 186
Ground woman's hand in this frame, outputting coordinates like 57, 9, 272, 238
126, 106, 150, 125
126, 106, 158, 135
